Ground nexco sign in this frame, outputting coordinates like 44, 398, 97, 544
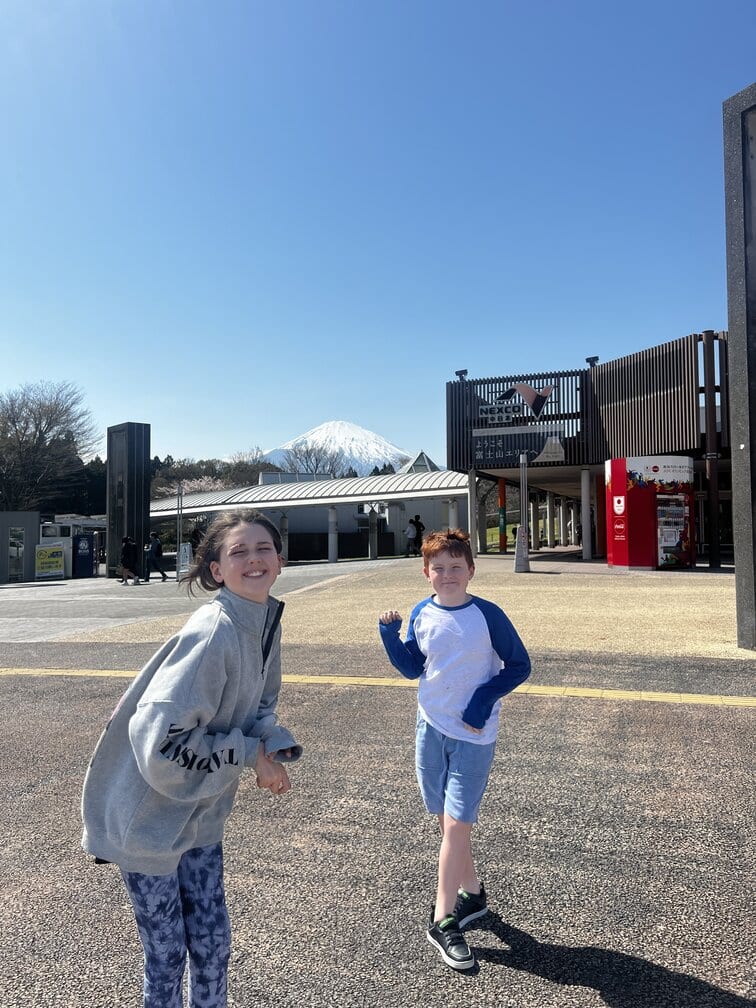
478, 402, 524, 422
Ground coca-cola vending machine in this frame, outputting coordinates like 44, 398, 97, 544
605, 456, 695, 570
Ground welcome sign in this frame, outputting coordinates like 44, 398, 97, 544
35, 544, 65, 580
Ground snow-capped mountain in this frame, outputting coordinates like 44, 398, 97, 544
264, 420, 411, 477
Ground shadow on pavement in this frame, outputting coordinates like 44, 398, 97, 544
473, 914, 752, 1007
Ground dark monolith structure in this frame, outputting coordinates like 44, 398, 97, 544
724, 82, 756, 649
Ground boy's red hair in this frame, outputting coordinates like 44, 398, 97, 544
421, 528, 474, 567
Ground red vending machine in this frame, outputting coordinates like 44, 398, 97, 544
605, 456, 695, 570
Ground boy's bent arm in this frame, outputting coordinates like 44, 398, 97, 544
378, 617, 425, 680
462, 600, 531, 729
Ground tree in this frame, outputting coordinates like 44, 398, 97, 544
153, 475, 229, 498
148, 448, 282, 497
224, 447, 280, 487
280, 444, 347, 477
84, 456, 107, 515
149, 457, 213, 496
0, 381, 98, 511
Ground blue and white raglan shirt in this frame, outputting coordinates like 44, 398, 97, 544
379, 595, 530, 746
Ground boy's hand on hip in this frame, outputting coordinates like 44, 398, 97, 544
379, 610, 402, 625
463, 721, 483, 735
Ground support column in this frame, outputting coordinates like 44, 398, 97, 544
559, 497, 568, 546
387, 502, 403, 556
594, 474, 606, 558
467, 470, 478, 557
368, 509, 378, 560
702, 329, 721, 568
581, 468, 592, 560
278, 514, 288, 560
546, 493, 556, 547
448, 497, 459, 530
498, 478, 507, 552
528, 496, 539, 550
477, 501, 488, 553
328, 506, 338, 564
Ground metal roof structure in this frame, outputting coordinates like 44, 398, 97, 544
150, 469, 469, 519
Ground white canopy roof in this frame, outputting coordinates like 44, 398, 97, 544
150, 469, 469, 518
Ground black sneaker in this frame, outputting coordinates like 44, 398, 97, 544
426, 912, 475, 970
455, 884, 488, 929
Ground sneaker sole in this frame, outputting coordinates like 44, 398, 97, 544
426, 931, 475, 971
458, 906, 489, 929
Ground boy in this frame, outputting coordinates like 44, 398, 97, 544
378, 529, 530, 971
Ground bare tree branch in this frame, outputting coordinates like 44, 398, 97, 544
279, 444, 347, 477
0, 381, 98, 510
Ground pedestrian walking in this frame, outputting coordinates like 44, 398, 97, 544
145, 532, 169, 582
411, 514, 426, 553
119, 536, 140, 585
404, 520, 417, 557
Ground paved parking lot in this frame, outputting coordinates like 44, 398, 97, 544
1, 555, 753, 1007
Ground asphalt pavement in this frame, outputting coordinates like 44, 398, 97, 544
1, 556, 754, 1008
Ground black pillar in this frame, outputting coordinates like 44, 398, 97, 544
724, 83, 756, 649
106, 423, 151, 579
701, 330, 721, 568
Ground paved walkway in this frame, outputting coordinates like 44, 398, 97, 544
1, 556, 753, 1007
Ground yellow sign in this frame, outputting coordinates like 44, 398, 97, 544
35, 545, 65, 580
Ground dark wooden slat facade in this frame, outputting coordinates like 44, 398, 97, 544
446, 333, 727, 473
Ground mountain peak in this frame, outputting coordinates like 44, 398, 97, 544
264, 420, 411, 476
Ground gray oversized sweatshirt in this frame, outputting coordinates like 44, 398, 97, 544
81, 586, 301, 874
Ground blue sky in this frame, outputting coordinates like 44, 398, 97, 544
1, 1, 753, 466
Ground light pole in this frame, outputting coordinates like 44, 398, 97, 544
515, 453, 530, 573
176, 482, 183, 577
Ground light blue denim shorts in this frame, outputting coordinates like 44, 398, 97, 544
415, 714, 496, 823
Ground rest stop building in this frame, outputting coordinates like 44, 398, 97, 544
445, 330, 730, 570
144, 330, 730, 572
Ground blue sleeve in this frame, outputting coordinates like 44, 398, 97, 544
462, 598, 531, 729
378, 602, 427, 680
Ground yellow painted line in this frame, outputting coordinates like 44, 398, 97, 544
0, 667, 136, 679
0, 667, 754, 707
678, 693, 723, 705
283, 674, 410, 688
640, 691, 688, 703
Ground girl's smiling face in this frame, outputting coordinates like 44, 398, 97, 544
424, 548, 474, 607
210, 522, 284, 603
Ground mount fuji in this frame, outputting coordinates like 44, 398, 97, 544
264, 420, 411, 477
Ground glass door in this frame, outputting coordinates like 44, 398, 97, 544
8, 527, 24, 582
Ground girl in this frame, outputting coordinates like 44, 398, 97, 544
81, 510, 302, 1008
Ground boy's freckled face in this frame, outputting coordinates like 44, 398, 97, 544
210, 524, 283, 603
424, 550, 474, 607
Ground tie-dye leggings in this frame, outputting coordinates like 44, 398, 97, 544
121, 843, 231, 1008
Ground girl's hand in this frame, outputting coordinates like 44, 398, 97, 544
379, 610, 402, 625
254, 745, 291, 795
